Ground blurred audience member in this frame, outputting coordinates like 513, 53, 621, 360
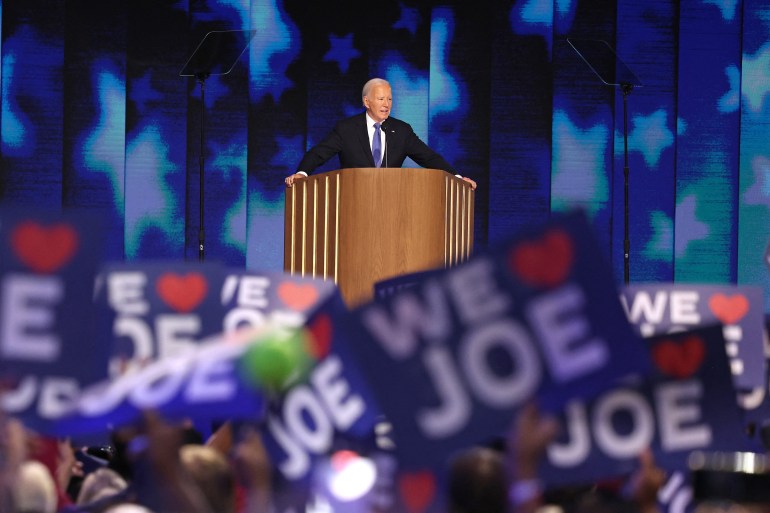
76, 468, 129, 506
14, 460, 58, 513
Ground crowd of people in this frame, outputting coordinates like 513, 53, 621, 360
2, 401, 747, 513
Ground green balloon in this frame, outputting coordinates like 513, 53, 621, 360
240, 329, 310, 391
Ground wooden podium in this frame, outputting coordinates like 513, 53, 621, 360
284, 168, 474, 307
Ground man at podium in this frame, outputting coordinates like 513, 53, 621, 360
285, 78, 476, 190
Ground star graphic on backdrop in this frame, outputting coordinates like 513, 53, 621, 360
269, 135, 304, 170
1, 53, 30, 152
509, 0, 576, 56
744, 156, 770, 209
616, 109, 673, 168
324, 33, 361, 74
430, 10, 464, 118
677, 116, 687, 136
83, 69, 125, 202
125, 126, 180, 258
552, 110, 609, 216
703, 0, 739, 21
675, 194, 709, 258
210, 141, 248, 251
131, 71, 163, 113
643, 211, 673, 261
718, 64, 740, 113
250, 3, 300, 100
510, 0, 553, 55
393, 3, 420, 34
210, 141, 247, 181
741, 42, 770, 113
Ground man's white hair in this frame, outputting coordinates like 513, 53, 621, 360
362, 78, 390, 104
14, 461, 57, 513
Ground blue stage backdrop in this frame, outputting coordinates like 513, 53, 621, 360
1, 0, 769, 307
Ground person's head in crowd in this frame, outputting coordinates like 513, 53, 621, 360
179, 444, 236, 513
103, 504, 154, 513
76, 467, 128, 505
447, 446, 508, 513
14, 460, 58, 513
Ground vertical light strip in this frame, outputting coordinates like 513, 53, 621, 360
466, 192, 473, 258
334, 174, 340, 283
459, 184, 468, 262
312, 180, 318, 278
455, 182, 460, 265
290, 187, 296, 274
444, 176, 450, 266
324, 175, 329, 279
301, 182, 307, 277
449, 179, 455, 265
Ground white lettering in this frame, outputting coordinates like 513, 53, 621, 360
417, 346, 471, 438
622, 291, 667, 324
283, 386, 333, 454
548, 401, 590, 466
528, 285, 608, 382
670, 291, 700, 325
446, 259, 510, 324
107, 272, 149, 315
156, 314, 200, 358
461, 320, 540, 407
361, 281, 452, 359
38, 377, 80, 418
656, 381, 711, 451
185, 344, 243, 403
311, 355, 364, 430
268, 416, 310, 480
1, 275, 62, 362
594, 389, 654, 458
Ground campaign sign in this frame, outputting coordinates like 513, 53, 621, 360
220, 270, 337, 334
340, 212, 650, 473
94, 261, 228, 376
540, 325, 749, 487
620, 284, 766, 392
0, 210, 106, 431
97, 265, 336, 377
52, 328, 267, 437
261, 293, 383, 484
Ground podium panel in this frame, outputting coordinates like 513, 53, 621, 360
284, 168, 474, 307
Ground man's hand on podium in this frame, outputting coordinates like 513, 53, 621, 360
285, 172, 307, 187
461, 176, 477, 190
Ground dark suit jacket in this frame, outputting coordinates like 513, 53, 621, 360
297, 112, 457, 174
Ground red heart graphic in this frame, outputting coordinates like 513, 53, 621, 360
278, 282, 319, 311
306, 314, 332, 359
11, 221, 79, 274
155, 273, 208, 313
652, 336, 705, 379
398, 471, 436, 513
509, 229, 573, 288
708, 293, 749, 325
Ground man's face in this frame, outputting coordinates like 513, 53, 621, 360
364, 85, 392, 123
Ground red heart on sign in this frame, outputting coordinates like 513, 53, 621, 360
509, 229, 573, 288
156, 273, 208, 313
398, 470, 436, 513
306, 314, 332, 359
652, 336, 705, 379
11, 221, 79, 274
277, 282, 319, 311
708, 293, 749, 325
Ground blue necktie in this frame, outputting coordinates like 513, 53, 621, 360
372, 123, 382, 167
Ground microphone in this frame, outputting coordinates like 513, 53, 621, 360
384, 126, 388, 168
382, 121, 393, 168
